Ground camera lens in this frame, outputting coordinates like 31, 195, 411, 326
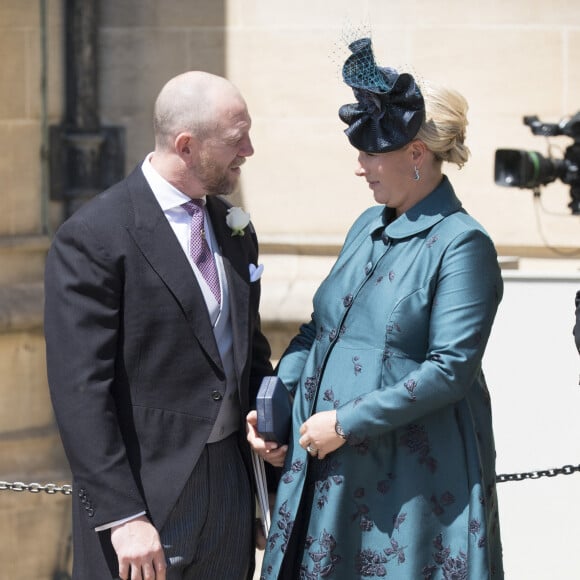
495, 149, 558, 189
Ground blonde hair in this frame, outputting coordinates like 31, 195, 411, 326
415, 83, 470, 168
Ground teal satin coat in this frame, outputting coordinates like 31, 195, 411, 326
261, 177, 504, 579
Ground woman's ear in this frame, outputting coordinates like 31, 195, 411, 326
409, 139, 427, 163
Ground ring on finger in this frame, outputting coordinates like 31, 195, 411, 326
306, 444, 318, 455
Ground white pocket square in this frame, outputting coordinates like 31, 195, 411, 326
249, 263, 264, 282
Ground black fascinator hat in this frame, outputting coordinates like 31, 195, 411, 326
338, 38, 425, 153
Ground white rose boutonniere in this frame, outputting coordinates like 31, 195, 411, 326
226, 206, 251, 237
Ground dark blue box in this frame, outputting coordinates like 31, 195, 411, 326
256, 376, 292, 444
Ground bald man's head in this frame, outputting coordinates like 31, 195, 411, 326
153, 71, 244, 151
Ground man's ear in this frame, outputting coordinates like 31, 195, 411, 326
175, 132, 198, 164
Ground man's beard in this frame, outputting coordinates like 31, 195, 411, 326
198, 156, 240, 197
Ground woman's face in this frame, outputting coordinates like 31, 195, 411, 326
355, 146, 415, 214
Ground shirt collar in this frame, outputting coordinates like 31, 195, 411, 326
141, 153, 206, 211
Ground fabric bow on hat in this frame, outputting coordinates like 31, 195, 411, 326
338, 37, 425, 153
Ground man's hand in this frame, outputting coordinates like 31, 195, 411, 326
110, 516, 167, 580
246, 410, 288, 467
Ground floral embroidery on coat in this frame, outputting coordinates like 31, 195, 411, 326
404, 379, 417, 401
281, 459, 305, 484
430, 491, 456, 516
264, 500, 295, 560
323, 388, 340, 409
314, 457, 344, 509
352, 356, 362, 375
351, 487, 373, 532
422, 534, 469, 580
399, 423, 437, 473
354, 513, 408, 577
300, 529, 342, 579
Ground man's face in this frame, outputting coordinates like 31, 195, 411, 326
195, 100, 254, 196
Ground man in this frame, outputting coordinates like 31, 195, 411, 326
45, 71, 273, 580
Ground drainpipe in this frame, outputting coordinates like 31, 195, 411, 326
49, 0, 124, 220
39, 0, 49, 235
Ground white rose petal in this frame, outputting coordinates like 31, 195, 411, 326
226, 207, 251, 235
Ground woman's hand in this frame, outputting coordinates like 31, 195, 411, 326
298, 410, 347, 460
246, 410, 288, 467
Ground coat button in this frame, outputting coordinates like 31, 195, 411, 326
382, 231, 390, 244
211, 390, 223, 401
343, 294, 353, 307
364, 261, 372, 275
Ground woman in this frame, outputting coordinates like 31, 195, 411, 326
251, 37, 504, 579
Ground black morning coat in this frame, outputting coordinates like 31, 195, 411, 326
44, 165, 273, 578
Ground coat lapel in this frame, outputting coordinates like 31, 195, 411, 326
206, 197, 250, 381
124, 167, 223, 372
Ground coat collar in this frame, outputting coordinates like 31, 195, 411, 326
123, 166, 241, 374
365, 175, 463, 239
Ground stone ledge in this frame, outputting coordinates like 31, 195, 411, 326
0, 282, 44, 332
260, 237, 580, 266
0, 235, 50, 286
259, 234, 343, 256
258, 254, 528, 326
0, 234, 50, 252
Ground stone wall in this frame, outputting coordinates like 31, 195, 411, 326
0, 1, 72, 578
0, 1, 578, 578
226, 0, 580, 254
95, 0, 580, 255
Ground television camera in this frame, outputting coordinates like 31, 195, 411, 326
494, 112, 580, 214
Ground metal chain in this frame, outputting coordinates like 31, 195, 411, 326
1, 463, 579, 494
0, 480, 72, 495
495, 463, 580, 483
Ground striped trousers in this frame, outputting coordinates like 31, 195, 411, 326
160, 434, 254, 579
